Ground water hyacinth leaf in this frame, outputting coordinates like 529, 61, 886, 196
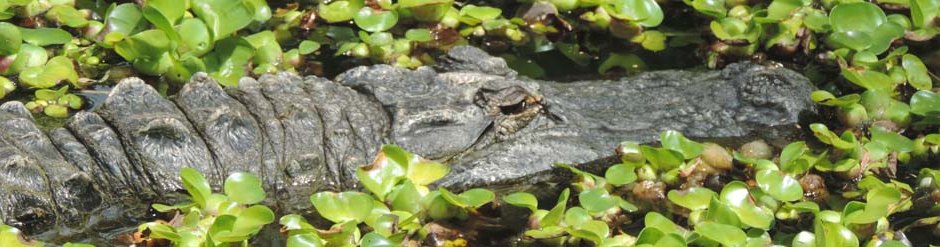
4, 44, 47, 76
912, 0, 940, 29
706, 197, 741, 226
910, 90, 940, 116
688, 0, 727, 18
779, 142, 813, 173
814, 219, 859, 247
810, 123, 856, 149
146, 0, 187, 24
360, 232, 396, 247
0, 77, 14, 100
843, 187, 901, 224
569, 220, 610, 244
564, 207, 592, 226
105, 3, 146, 37
609, 0, 664, 27
141, 5, 181, 43
667, 187, 717, 210
579, 187, 618, 213
791, 231, 815, 247
245, 31, 282, 67
756, 169, 803, 202
205, 37, 254, 87
287, 234, 326, 247
115, 29, 173, 75
645, 212, 684, 236
191, 0, 255, 41
180, 167, 212, 208
598, 52, 645, 74
460, 5, 502, 21
310, 191, 373, 223
406, 160, 449, 186
19, 56, 77, 89
830, 2, 885, 35
175, 18, 213, 57
387, 180, 421, 213
138, 222, 181, 242
902, 54, 932, 90
503, 192, 538, 212
231, 205, 275, 234
764, 0, 802, 21
541, 188, 570, 227
695, 221, 746, 246
44, 105, 69, 118
19, 27, 72, 46
46, 5, 87, 27
721, 181, 774, 229
299, 40, 321, 55
870, 127, 914, 152
280, 214, 314, 231
640, 146, 683, 171
357, 146, 407, 199
811, 91, 860, 107
605, 163, 637, 185
400, 0, 452, 22
319, 0, 364, 23
0, 22, 19, 56
441, 188, 494, 208
404, 28, 432, 42
354, 7, 399, 32
524, 225, 566, 239
224, 172, 265, 204
660, 130, 704, 159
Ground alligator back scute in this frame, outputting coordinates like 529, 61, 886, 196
96, 78, 221, 197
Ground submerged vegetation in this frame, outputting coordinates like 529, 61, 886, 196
0, 0, 939, 246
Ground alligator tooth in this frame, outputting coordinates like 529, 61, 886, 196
96, 78, 219, 199
175, 73, 266, 187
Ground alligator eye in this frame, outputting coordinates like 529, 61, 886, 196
499, 100, 527, 115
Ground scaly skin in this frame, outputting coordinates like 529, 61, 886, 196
0, 46, 815, 243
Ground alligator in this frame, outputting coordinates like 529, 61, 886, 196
0, 46, 815, 243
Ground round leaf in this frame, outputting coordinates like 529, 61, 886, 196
503, 192, 538, 212
354, 7, 399, 32
667, 187, 717, 210
180, 167, 212, 208
310, 191, 373, 223
695, 221, 747, 246
0, 22, 21, 56
224, 172, 266, 204
756, 169, 804, 202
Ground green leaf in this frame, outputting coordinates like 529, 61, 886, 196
667, 187, 717, 210
912, 0, 940, 29
176, 18, 213, 57
660, 130, 704, 159
579, 187, 618, 213
605, 163, 638, 185
360, 232, 397, 247
299, 40, 321, 55
224, 172, 266, 205
47, 5, 88, 28
720, 181, 774, 229
870, 127, 914, 152
814, 214, 859, 247
695, 221, 747, 246
146, 0, 186, 23
644, 211, 684, 236
231, 205, 275, 235
791, 231, 815, 247
843, 187, 901, 224
180, 167, 212, 209
640, 146, 684, 171
459, 5, 502, 21
287, 234, 325, 247
609, 0, 664, 27
569, 220, 610, 244
541, 188, 570, 227
354, 7, 399, 32
104, 3, 146, 37
706, 197, 742, 226
205, 36, 254, 86
911, 90, 940, 116
0, 22, 20, 56
387, 180, 421, 213
318, 0, 364, 23
357, 145, 407, 199
598, 53, 645, 74
903, 54, 933, 90
115, 29, 173, 75
19, 56, 77, 89
406, 160, 449, 186
18, 27, 71, 46
404, 29, 433, 42
44, 104, 69, 118
564, 207, 592, 226
440, 188, 494, 209
191, 0, 256, 41
310, 191, 373, 224
756, 169, 804, 202
503, 192, 538, 212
